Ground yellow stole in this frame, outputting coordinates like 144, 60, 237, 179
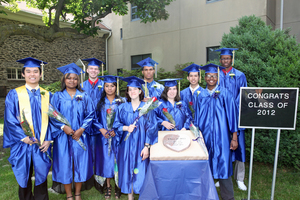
15, 85, 49, 144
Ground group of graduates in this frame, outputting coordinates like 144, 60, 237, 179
3, 47, 247, 200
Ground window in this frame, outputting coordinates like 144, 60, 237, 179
206, 0, 222, 3
131, 4, 140, 21
7, 68, 24, 80
120, 28, 123, 40
131, 54, 152, 70
206, 46, 220, 62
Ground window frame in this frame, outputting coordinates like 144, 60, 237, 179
206, 0, 222, 4
206, 46, 221, 62
131, 4, 141, 21
131, 54, 152, 70
7, 67, 24, 80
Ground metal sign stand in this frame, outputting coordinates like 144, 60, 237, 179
247, 129, 281, 200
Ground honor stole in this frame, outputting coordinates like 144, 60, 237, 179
15, 85, 49, 144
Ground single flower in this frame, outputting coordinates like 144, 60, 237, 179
152, 96, 158, 102
229, 73, 235, 79
212, 91, 220, 99
40, 91, 45, 97
197, 91, 201, 96
189, 101, 193, 106
98, 85, 103, 91
107, 108, 112, 114
163, 108, 168, 112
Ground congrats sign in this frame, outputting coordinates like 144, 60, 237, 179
239, 87, 299, 129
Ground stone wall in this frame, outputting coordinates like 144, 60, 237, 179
0, 18, 108, 118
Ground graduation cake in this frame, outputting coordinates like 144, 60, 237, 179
150, 130, 208, 160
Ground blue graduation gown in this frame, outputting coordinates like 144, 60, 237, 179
94, 97, 124, 178
180, 86, 204, 121
194, 86, 238, 179
113, 102, 158, 194
155, 100, 192, 131
219, 68, 247, 162
3, 88, 52, 188
82, 79, 104, 107
143, 80, 164, 98
50, 89, 94, 184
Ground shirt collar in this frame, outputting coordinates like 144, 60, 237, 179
25, 84, 39, 91
189, 84, 199, 93
222, 66, 233, 75
207, 85, 218, 96
88, 78, 99, 85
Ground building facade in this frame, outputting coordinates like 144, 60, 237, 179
102, 0, 300, 74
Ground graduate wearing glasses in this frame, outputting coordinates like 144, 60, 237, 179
194, 63, 238, 200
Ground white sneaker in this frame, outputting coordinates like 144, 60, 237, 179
215, 181, 220, 187
237, 180, 247, 191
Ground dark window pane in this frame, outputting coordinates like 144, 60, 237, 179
131, 54, 152, 70
206, 46, 220, 62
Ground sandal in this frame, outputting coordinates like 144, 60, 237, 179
105, 186, 112, 199
115, 184, 122, 199
75, 193, 81, 200
67, 196, 73, 199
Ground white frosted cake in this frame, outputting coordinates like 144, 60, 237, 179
150, 130, 209, 160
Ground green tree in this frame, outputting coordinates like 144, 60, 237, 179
3, 0, 175, 35
219, 15, 300, 170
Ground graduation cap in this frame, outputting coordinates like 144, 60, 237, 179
57, 63, 85, 87
215, 48, 239, 66
158, 78, 182, 97
99, 75, 121, 95
200, 63, 225, 85
17, 57, 47, 81
82, 58, 105, 76
137, 57, 159, 78
182, 63, 202, 83
122, 76, 145, 89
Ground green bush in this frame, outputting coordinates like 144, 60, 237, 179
220, 15, 300, 170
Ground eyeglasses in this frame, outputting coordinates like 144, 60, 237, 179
205, 74, 218, 79
221, 58, 232, 61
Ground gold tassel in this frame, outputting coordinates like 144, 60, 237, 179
117, 77, 119, 96
101, 63, 104, 76
80, 70, 83, 87
40, 62, 44, 81
178, 80, 181, 97
232, 50, 235, 66
199, 69, 201, 84
218, 67, 220, 85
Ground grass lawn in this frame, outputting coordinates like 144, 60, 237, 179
1, 119, 299, 199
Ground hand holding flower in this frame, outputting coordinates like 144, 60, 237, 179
39, 141, 51, 153
127, 124, 136, 133
63, 125, 74, 135
100, 128, 110, 139
23, 136, 38, 145
161, 121, 175, 130
109, 130, 116, 137
72, 128, 84, 141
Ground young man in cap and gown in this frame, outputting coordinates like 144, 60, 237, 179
136, 57, 164, 100
3, 57, 52, 200
180, 63, 204, 121
215, 48, 248, 191
194, 63, 238, 200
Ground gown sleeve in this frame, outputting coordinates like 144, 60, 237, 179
80, 93, 96, 132
3, 90, 26, 148
49, 92, 65, 139
144, 110, 158, 145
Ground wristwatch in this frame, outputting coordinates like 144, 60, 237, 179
144, 144, 151, 149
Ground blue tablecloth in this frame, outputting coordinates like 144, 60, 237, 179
139, 160, 219, 200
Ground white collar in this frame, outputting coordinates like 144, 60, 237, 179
189, 84, 199, 92
25, 84, 39, 91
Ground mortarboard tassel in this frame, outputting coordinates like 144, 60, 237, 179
178, 80, 181, 97
155, 63, 157, 78
117, 77, 119, 96
218, 67, 220, 85
232, 50, 235, 67
199, 69, 201, 84
40, 62, 44, 81
80, 70, 83, 87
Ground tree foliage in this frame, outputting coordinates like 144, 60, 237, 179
2, 0, 174, 36
219, 15, 300, 170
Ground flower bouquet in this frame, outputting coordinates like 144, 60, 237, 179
106, 106, 116, 156
46, 104, 86, 150
162, 108, 176, 130
188, 101, 195, 119
18, 109, 52, 160
189, 122, 208, 158
212, 90, 220, 99
124, 97, 161, 141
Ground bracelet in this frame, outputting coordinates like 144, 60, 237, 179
232, 139, 237, 142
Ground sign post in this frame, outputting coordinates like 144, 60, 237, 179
239, 87, 299, 200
